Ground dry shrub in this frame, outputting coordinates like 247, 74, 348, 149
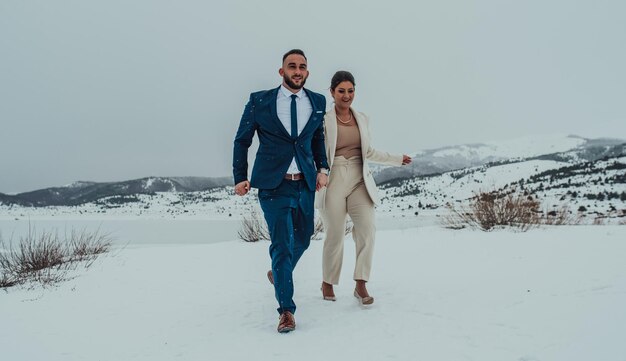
238, 210, 353, 242
5, 231, 66, 275
543, 206, 581, 226
593, 216, 605, 225
311, 217, 352, 240
237, 209, 269, 242
70, 229, 110, 259
442, 191, 541, 231
311, 217, 325, 240
0, 271, 19, 288
345, 219, 354, 235
0, 227, 112, 289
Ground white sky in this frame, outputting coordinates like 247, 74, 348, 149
1, 0, 625, 193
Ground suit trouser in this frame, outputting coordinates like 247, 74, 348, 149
258, 179, 314, 315
320, 156, 376, 285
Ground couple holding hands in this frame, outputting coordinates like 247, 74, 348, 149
232, 49, 411, 333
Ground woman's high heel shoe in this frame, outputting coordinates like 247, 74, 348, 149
321, 283, 336, 301
354, 289, 374, 305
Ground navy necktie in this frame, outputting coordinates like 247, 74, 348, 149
290, 94, 298, 138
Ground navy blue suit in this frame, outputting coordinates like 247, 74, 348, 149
233, 86, 328, 315
233, 86, 328, 190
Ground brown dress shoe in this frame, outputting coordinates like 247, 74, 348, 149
267, 270, 274, 285
277, 311, 296, 333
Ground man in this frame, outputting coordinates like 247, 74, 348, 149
232, 49, 329, 333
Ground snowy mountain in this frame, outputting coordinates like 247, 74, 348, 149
0, 176, 231, 207
374, 134, 624, 183
1, 135, 624, 222
377, 150, 626, 219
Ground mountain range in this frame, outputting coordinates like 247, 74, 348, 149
0, 135, 624, 214
0, 176, 231, 207
373, 134, 625, 183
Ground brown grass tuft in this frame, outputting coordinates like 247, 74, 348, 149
0, 227, 112, 289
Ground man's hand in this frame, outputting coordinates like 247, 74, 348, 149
402, 154, 412, 165
316, 173, 328, 191
235, 180, 250, 196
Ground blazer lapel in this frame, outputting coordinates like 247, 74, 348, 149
325, 107, 338, 161
352, 108, 370, 155
267, 86, 291, 138
299, 88, 324, 137
304, 88, 320, 113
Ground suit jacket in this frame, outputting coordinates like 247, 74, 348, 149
233, 86, 329, 191
315, 107, 403, 208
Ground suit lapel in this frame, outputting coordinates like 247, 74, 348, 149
304, 88, 320, 113
299, 88, 323, 137
326, 107, 338, 161
267, 86, 291, 138
352, 108, 370, 155
266, 87, 323, 139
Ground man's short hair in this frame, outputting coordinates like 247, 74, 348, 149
282, 49, 307, 63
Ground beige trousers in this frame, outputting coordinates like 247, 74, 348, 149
320, 156, 376, 285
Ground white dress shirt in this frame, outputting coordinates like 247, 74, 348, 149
276, 85, 313, 174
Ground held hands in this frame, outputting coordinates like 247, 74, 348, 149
402, 154, 412, 165
234, 180, 250, 196
316, 173, 328, 191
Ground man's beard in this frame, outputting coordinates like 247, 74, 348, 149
283, 74, 307, 90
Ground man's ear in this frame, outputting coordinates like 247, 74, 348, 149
278, 68, 284, 77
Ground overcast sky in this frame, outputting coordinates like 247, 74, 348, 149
1, 0, 625, 193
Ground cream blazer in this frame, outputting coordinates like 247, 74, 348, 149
315, 107, 403, 209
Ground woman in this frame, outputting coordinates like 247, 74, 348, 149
315, 71, 411, 305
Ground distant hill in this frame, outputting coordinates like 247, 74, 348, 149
378, 146, 626, 215
374, 135, 625, 183
1, 134, 624, 220
0, 176, 232, 207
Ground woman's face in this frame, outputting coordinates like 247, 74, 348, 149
331, 81, 355, 109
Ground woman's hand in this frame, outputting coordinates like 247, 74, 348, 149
316, 173, 328, 191
402, 154, 412, 165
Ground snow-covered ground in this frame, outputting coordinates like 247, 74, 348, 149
2, 220, 626, 361
0, 218, 243, 246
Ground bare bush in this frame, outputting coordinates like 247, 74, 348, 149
311, 218, 353, 240
69, 228, 111, 261
542, 206, 581, 226
238, 209, 269, 242
440, 205, 468, 230
1, 231, 65, 278
442, 191, 541, 231
593, 216, 605, 225
0, 270, 19, 288
345, 219, 354, 235
311, 217, 325, 240
239, 210, 353, 242
0, 227, 112, 289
